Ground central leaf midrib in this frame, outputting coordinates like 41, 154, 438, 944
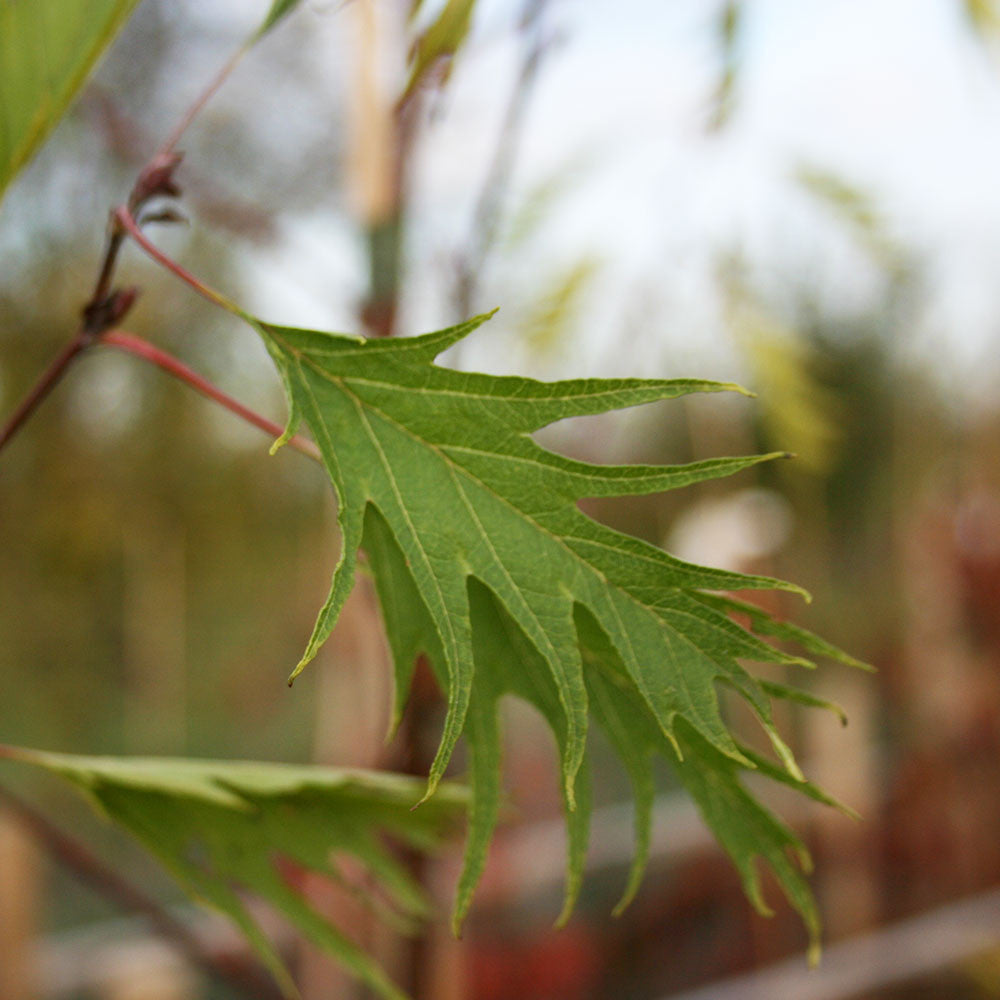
296, 355, 743, 756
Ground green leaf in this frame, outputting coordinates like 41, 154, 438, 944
965, 0, 1000, 36
0, 0, 142, 200
4, 747, 465, 999
249, 310, 861, 944
403, 0, 478, 100
255, 0, 302, 39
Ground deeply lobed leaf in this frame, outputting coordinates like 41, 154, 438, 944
5, 747, 465, 999
250, 310, 864, 949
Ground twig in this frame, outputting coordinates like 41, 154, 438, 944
0, 334, 88, 451
156, 45, 250, 161
0, 785, 284, 1000
0, 38, 252, 458
100, 329, 321, 462
114, 205, 242, 314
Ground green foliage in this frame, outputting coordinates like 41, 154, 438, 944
0, 0, 142, 199
965, 0, 1000, 35
256, 0, 304, 40
723, 278, 843, 477
519, 256, 601, 357
0, 2, 868, 988
250, 308, 864, 946
4, 746, 466, 999
405, 0, 478, 99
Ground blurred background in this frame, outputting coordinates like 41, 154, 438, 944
5, 0, 1000, 997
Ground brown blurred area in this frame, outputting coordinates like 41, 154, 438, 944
6, 2, 1000, 999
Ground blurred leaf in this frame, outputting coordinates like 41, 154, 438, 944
722, 265, 842, 477
795, 164, 909, 278
707, 0, 743, 130
700, 591, 874, 672
4, 746, 465, 999
0, 0, 142, 200
502, 149, 601, 251
248, 308, 863, 945
964, 0, 1000, 35
519, 256, 600, 356
404, 0, 477, 100
255, 0, 303, 39
759, 679, 848, 726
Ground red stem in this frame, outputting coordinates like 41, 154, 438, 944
115, 206, 239, 314
100, 330, 320, 462
157, 45, 249, 160
0, 332, 88, 450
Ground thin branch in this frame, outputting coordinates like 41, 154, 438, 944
0, 38, 252, 457
0, 333, 88, 451
0, 784, 284, 1000
101, 329, 321, 463
157, 44, 250, 160
115, 206, 241, 315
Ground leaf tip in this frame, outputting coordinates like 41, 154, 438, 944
287, 654, 312, 686
270, 419, 301, 456
414, 773, 441, 809
807, 938, 822, 968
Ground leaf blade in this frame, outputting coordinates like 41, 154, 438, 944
5, 747, 465, 999
0, 0, 142, 199
252, 311, 856, 945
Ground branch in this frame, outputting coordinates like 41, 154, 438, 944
0, 38, 251, 457
100, 330, 321, 462
0, 334, 88, 450
0, 783, 284, 1000
114, 206, 242, 315
156, 45, 249, 161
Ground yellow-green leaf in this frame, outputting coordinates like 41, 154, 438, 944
0, 0, 142, 199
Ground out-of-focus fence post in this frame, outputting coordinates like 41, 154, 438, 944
0, 808, 42, 1000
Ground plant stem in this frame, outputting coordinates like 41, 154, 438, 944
0, 332, 88, 451
115, 206, 243, 315
0, 784, 284, 1000
157, 45, 250, 160
0, 37, 253, 457
100, 330, 321, 462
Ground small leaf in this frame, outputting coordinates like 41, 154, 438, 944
0, 0, 142, 199
403, 0, 478, 100
4, 747, 465, 999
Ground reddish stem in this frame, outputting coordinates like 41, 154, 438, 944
157, 45, 249, 160
115, 206, 239, 314
0, 332, 88, 451
100, 330, 320, 462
